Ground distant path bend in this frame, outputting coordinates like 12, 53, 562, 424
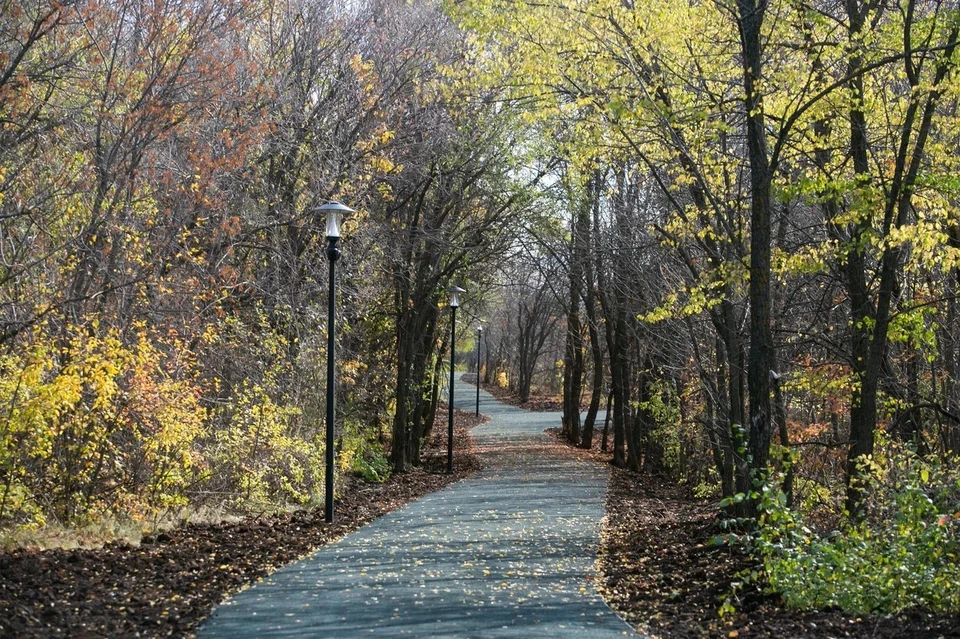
199, 380, 636, 638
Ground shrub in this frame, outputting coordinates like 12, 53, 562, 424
339, 428, 391, 483
212, 381, 323, 509
757, 444, 960, 613
0, 324, 206, 528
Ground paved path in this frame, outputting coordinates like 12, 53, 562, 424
199, 381, 635, 638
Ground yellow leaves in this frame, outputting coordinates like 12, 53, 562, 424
0, 322, 213, 525
642, 282, 722, 324
3, 327, 128, 454
128, 336, 206, 473
773, 243, 834, 278
349, 53, 375, 77
349, 53, 380, 109
356, 125, 400, 180
340, 359, 367, 386
376, 182, 395, 202
451, 0, 736, 163
214, 381, 315, 507
883, 214, 952, 276
366, 155, 396, 175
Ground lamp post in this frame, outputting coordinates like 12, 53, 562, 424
447, 285, 465, 474
475, 325, 483, 416
317, 200, 353, 524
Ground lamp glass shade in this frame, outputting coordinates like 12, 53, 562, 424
325, 210, 342, 238
448, 285, 466, 308
317, 201, 354, 239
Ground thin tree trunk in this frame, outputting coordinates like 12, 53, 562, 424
581, 172, 605, 449
563, 203, 586, 443
601, 390, 612, 453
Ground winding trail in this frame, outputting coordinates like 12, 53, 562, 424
199, 381, 635, 638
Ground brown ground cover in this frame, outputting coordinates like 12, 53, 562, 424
0, 410, 483, 638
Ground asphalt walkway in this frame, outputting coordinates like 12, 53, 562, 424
199, 380, 635, 638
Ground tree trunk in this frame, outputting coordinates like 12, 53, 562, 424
737, 0, 776, 519
423, 328, 449, 443
601, 390, 612, 453
581, 303, 603, 450
581, 177, 604, 448
391, 285, 441, 472
562, 201, 587, 443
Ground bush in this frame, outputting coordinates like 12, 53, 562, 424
212, 381, 323, 509
340, 430, 391, 483
0, 325, 206, 528
757, 444, 960, 613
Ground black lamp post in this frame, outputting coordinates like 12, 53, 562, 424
475, 325, 483, 416
317, 200, 353, 524
447, 285, 465, 474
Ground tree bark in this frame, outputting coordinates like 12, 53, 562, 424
562, 198, 587, 443
737, 0, 777, 518
581, 173, 605, 449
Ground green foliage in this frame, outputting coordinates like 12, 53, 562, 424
638, 378, 692, 481
340, 427, 391, 483
886, 305, 938, 357
757, 446, 960, 614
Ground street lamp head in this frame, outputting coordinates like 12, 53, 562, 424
448, 285, 466, 308
316, 200, 354, 239
476, 325, 483, 333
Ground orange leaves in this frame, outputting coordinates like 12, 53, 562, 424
220, 215, 241, 237
784, 358, 853, 422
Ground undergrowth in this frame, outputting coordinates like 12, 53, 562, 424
755, 442, 960, 614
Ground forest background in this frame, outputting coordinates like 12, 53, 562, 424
1, 0, 959, 618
